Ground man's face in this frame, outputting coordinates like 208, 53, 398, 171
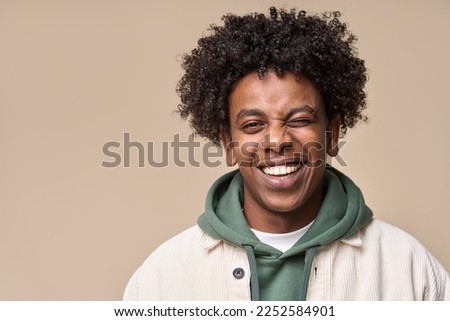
222, 70, 339, 231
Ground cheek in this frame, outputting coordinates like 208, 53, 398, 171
292, 130, 327, 165
303, 141, 327, 167
230, 130, 263, 165
234, 141, 261, 167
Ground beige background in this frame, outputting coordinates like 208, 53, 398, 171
1, 0, 449, 300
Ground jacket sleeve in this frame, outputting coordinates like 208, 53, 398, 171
122, 268, 141, 301
445, 281, 450, 300
424, 250, 450, 301
443, 265, 450, 301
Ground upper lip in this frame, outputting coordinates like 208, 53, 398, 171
257, 157, 305, 168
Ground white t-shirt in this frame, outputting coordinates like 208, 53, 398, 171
251, 220, 314, 252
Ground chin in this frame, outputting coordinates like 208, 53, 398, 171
261, 196, 307, 214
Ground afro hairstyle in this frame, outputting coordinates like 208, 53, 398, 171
177, 7, 368, 145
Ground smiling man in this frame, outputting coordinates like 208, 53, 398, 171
124, 7, 449, 300
222, 72, 337, 235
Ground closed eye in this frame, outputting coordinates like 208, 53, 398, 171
287, 118, 313, 128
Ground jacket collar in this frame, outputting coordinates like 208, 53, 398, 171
202, 233, 222, 251
340, 230, 363, 247
202, 230, 364, 251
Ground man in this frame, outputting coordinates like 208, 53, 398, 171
124, 7, 449, 300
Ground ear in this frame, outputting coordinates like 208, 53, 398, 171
326, 117, 340, 157
220, 127, 237, 166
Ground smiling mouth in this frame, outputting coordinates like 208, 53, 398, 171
261, 163, 302, 176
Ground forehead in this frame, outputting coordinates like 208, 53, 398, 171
228, 71, 324, 117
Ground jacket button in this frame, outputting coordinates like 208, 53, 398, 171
232, 267, 245, 279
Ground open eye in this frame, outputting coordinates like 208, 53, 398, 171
242, 121, 265, 133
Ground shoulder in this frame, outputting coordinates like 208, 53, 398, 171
139, 225, 214, 268
359, 219, 450, 300
123, 225, 249, 300
359, 219, 434, 259
123, 226, 205, 300
362, 219, 422, 243
152, 225, 205, 252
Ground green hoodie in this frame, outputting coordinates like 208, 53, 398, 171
198, 166, 373, 301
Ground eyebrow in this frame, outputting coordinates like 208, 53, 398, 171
285, 106, 317, 119
235, 109, 265, 124
235, 106, 317, 124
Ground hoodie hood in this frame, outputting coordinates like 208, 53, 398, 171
199, 166, 372, 251
198, 166, 373, 300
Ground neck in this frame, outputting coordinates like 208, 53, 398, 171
243, 186, 323, 234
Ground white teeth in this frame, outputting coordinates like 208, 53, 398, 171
262, 164, 301, 176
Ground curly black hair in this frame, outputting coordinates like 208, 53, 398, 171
177, 7, 368, 145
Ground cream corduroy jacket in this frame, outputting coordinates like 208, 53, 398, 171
123, 219, 450, 300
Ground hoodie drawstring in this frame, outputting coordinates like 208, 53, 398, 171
243, 244, 260, 301
298, 246, 318, 300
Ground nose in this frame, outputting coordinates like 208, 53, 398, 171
261, 126, 292, 156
